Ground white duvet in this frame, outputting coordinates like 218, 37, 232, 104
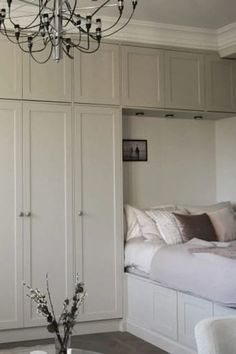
125, 237, 165, 274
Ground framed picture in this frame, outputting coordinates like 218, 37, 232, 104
123, 139, 148, 161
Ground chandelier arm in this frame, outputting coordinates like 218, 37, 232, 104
63, 0, 77, 27
29, 42, 53, 63
62, 45, 74, 59
16, 0, 53, 12
69, 30, 81, 47
91, 0, 111, 18
87, 11, 122, 36
99, 11, 122, 34
7, 0, 51, 32
102, 9, 134, 38
75, 40, 100, 54
23, 0, 50, 29
1, 22, 30, 43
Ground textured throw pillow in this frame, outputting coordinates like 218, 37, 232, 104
207, 207, 236, 242
173, 213, 218, 242
146, 209, 184, 245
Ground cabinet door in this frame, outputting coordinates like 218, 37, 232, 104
23, 53, 72, 102
23, 102, 73, 327
206, 55, 236, 112
74, 105, 123, 321
121, 46, 165, 108
74, 43, 120, 105
0, 39, 22, 99
0, 101, 23, 329
165, 51, 205, 110
178, 293, 213, 349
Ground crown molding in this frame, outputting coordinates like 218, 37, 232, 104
103, 16, 236, 57
217, 22, 236, 51
103, 17, 218, 51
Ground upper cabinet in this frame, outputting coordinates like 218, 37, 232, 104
165, 51, 205, 110
121, 45, 165, 108
206, 54, 236, 112
0, 39, 22, 99
74, 43, 120, 105
23, 52, 72, 102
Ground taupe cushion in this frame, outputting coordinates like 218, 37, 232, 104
173, 213, 218, 242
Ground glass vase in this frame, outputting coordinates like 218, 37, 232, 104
55, 335, 71, 354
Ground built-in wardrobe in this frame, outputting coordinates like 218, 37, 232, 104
0, 39, 122, 340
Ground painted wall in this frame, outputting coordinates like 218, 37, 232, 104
123, 116, 216, 208
216, 116, 236, 204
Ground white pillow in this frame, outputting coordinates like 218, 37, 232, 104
146, 209, 185, 245
134, 207, 161, 241
125, 204, 174, 241
207, 207, 236, 242
186, 201, 232, 214
125, 205, 142, 240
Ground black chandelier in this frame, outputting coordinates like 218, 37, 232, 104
0, 0, 138, 63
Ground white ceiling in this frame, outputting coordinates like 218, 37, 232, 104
0, 0, 235, 30
132, 0, 236, 29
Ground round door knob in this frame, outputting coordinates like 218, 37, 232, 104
78, 211, 83, 216
18, 212, 24, 217
25, 212, 31, 217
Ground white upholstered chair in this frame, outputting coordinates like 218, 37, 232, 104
195, 317, 236, 354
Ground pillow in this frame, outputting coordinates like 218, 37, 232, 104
185, 201, 232, 215
124, 205, 161, 241
134, 207, 162, 241
173, 213, 218, 242
124, 205, 142, 240
146, 209, 184, 245
207, 207, 236, 242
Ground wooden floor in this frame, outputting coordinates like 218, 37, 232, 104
0, 332, 168, 354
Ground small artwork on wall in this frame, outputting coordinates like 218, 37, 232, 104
123, 139, 148, 162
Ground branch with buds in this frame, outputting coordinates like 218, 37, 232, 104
23, 274, 86, 353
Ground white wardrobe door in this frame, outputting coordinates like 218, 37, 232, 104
74, 106, 123, 321
0, 101, 23, 329
23, 102, 73, 327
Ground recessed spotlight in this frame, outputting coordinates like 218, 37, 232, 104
135, 112, 144, 116
194, 115, 203, 120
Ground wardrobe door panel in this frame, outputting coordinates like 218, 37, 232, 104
165, 51, 205, 110
74, 43, 120, 105
23, 102, 73, 327
23, 53, 72, 102
74, 105, 123, 321
206, 54, 236, 112
122, 46, 165, 108
0, 39, 22, 99
0, 101, 23, 329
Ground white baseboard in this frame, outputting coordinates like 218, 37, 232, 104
0, 319, 122, 344
124, 319, 196, 354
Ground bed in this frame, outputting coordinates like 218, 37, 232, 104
123, 202, 236, 354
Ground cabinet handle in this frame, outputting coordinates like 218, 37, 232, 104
25, 212, 31, 217
18, 212, 24, 217
78, 211, 83, 216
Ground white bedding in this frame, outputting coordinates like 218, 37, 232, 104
125, 237, 165, 274
150, 238, 236, 306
